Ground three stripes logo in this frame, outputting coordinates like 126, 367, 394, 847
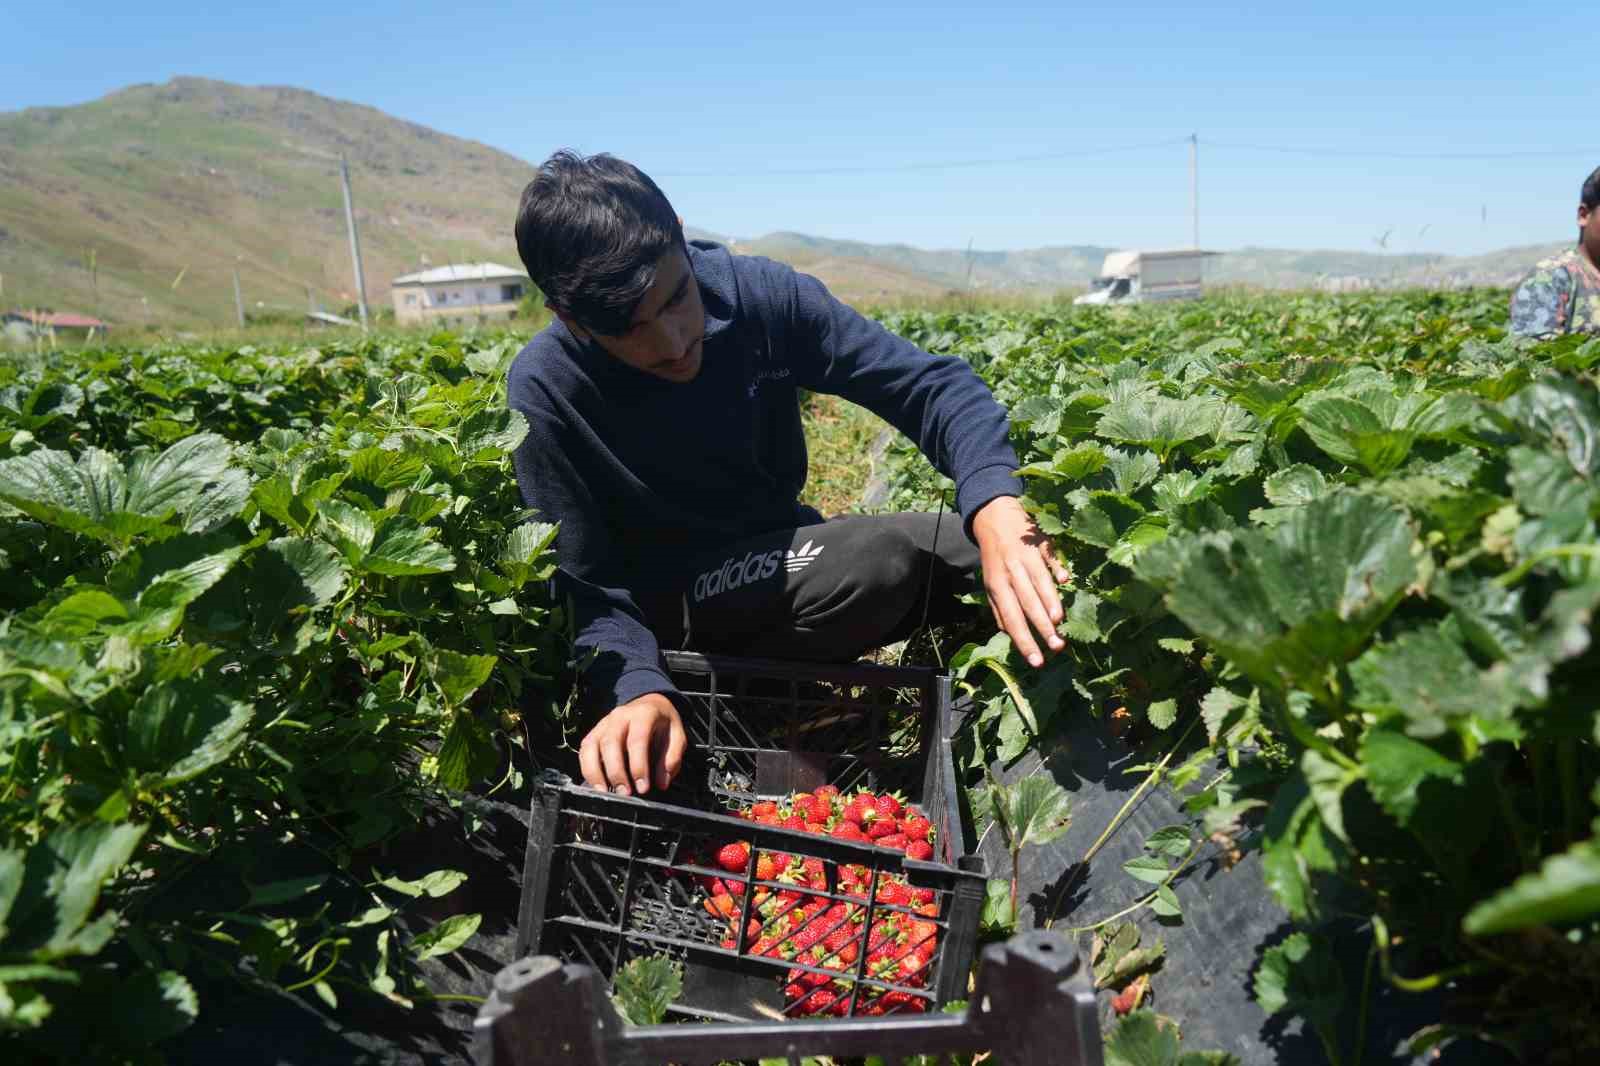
785, 539, 825, 573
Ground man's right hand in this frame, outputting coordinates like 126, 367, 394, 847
578, 693, 687, 796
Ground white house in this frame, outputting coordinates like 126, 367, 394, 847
390, 263, 529, 325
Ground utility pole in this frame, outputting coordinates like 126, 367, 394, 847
232, 265, 246, 328
1189, 133, 1199, 250
85, 247, 99, 320
339, 154, 370, 331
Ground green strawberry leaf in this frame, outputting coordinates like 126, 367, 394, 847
611, 955, 684, 1026
1463, 841, 1600, 935
364, 517, 455, 576
1104, 1010, 1181, 1066
409, 912, 480, 961
1, 823, 146, 957
1254, 931, 1343, 1033
1135, 491, 1417, 699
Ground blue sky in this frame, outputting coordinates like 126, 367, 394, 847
7, 1, 1593, 255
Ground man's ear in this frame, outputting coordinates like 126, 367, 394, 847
546, 300, 590, 343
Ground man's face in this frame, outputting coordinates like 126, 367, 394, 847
1581, 204, 1600, 263
561, 249, 705, 383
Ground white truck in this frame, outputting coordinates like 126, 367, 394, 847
1073, 249, 1217, 305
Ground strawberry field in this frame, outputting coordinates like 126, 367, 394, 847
874, 291, 1600, 1064
2, 289, 1599, 1065
0, 334, 570, 1061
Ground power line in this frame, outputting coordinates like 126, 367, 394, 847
653, 137, 1191, 178
1199, 138, 1592, 161
651, 135, 1592, 180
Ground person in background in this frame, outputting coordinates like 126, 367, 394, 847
1509, 165, 1600, 338
507, 151, 1068, 798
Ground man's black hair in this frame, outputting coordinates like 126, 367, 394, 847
1584, 166, 1600, 212
514, 151, 685, 336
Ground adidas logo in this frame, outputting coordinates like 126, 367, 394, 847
690, 540, 828, 602
785, 540, 825, 573
693, 548, 782, 602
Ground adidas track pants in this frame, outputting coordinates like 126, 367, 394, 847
638, 512, 981, 663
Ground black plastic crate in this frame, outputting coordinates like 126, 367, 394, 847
514, 651, 987, 1023
476, 931, 1104, 1066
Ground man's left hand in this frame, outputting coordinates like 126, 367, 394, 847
970, 495, 1070, 668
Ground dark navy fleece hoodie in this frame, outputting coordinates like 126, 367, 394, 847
506, 240, 1022, 709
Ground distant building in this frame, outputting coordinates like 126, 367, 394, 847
390, 263, 529, 325
3, 310, 109, 341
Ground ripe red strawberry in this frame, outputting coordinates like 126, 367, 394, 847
781, 815, 808, 832
751, 800, 779, 818
875, 793, 903, 820
876, 880, 911, 906
896, 952, 928, 982
867, 819, 899, 839
814, 783, 841, 804
787, 922, 826, 953
906, 840, 934, 862
900, 815, 933, 841
823, 925, 860, 964
842, 794, 874, 825
800, 988, 837, 1016
716, 842, 750, 873
830, 822, 867, 842
1112, 974, 1148, 1016
909, 886, 935, 906
878, 833, 908, 851
791, 794, 819, 821
880, 989, 916, 1012
867, 924, 902, 953
704, 894, 737, 919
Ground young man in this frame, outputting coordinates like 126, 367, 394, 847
1509, 165, 1600, 338
508, 151, 1066, 797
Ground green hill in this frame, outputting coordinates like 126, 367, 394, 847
0, 77, 541, 326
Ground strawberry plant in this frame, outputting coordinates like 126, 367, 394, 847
0, 329, 568, 1060
873, 291, 1600, 1061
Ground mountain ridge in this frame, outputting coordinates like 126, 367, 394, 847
0, 77, 1565, 326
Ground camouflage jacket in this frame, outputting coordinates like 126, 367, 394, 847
1509, 246, 1600, 338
